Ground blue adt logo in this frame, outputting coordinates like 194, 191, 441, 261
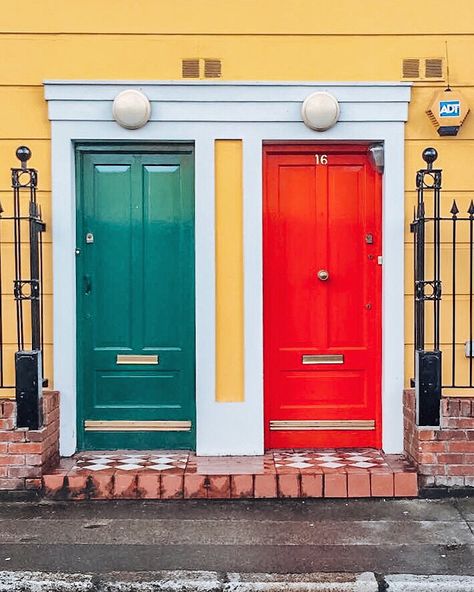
439, 100, 460, 117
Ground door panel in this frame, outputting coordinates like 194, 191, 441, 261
77, 147, 195, 450
263, 145, 382, 449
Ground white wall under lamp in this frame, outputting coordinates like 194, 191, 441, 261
112, 89, 151, 129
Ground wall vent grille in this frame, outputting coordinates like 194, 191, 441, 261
182, 59, 200, 78
182, 58, 223, 79
204, 59, 222, 78
402, 58, 444, 81
402, 59, 420, 79
425, 58, 443, 79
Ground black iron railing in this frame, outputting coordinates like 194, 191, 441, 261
0, 147, 46, 428
412, 147, 474, 425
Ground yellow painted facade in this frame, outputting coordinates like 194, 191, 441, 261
215, 140, 244, 402
1, 0, 474, 396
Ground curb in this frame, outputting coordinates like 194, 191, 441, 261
2, 571, 474, 592
384, 574, 474, 591
0, 571, 378, 592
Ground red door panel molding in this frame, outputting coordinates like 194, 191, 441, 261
263, 144, 382, 449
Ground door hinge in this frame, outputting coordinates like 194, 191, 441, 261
377, 256, 383, 265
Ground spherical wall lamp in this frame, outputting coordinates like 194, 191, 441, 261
112, 90, 151, 130
301, 92, 340, 132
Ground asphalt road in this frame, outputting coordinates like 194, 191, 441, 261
0, 497, 472, 576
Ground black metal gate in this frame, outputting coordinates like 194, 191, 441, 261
0, 146, 46, 429
412, 147, 474, 425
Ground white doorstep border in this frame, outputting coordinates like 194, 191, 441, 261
44, 81, 411, 456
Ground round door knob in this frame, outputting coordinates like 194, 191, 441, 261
317, 269, 329, 281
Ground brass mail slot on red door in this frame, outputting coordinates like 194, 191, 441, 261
116, 354, 159, 365
302, 354, 344, 365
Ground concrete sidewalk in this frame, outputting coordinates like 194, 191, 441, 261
0, 498, 472, 589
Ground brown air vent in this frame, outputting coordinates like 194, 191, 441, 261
402, 57, 445, 80
182, 59, 200, 78
425, 58, 443, 79
402, 58, 420, 79
204, 59, 222, 78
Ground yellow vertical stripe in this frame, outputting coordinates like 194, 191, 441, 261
215, 140, 244, 402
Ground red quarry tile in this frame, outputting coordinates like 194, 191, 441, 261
42, 473, 66, 497
182, 458, 199, 475
385, 454, 414, 472
300, 473, 323, 498
277, 473, 301, 498
114, 472, 138, 499
26, 478, 42, 490
89, 471, 115, 499
370, 472, 394, 497
161, 473, 184, 499
254, 474, 277, 498
263, 461, 276, 474
66, 472, 89, 500
300, 467, 324, 482
274, 464, 301, 475
207, 475, 231, 499
184, 474, 208, 499
47, 458, 76, 474
196, 456, 264, 475
231, 474, 254, 498
137, 472, 160, 499
347, 472, 371, 498
324, 473, 347, 498
394, 472, 419, 497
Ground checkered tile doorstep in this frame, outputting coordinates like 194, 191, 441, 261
76, 452, 188, 472
75, 449, 388, 472
273, 450, 388, 470
43, 448, 419, 499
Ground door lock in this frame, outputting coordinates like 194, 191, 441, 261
317, 269, 329, 281
86, 232, 94, 244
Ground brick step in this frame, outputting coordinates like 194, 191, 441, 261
43, 449, 418, 500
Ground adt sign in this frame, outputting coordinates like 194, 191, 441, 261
439, 100, 461, 117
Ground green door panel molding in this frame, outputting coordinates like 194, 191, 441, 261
76, 145, 195, 450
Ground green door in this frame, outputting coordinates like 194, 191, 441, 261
76, 145, 195, 450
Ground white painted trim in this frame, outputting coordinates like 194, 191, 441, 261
45, 81, 410, 456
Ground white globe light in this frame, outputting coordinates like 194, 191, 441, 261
301, 92, 340, 131
112, 90, 151, 130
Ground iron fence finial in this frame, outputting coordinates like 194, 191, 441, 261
15, 146, 31, 171
422, 147, 438, 170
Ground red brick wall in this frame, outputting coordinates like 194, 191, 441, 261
0, 390, 60, 491
404, 389, 474, 488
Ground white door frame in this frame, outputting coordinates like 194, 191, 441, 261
44, 81, 411, 456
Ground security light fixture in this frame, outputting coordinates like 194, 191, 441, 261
368, 144, 384, 174
301, 92, 340, 132
112, 89, 151, 130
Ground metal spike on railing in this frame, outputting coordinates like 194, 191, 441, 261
468, 200, 474, 216
450, 199, 459, 216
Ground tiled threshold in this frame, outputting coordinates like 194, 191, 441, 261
42, 449, 418, 500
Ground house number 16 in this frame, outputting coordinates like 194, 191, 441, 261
315, 154, 328, 165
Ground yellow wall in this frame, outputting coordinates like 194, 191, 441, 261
215, 140, 244, 402
1, 0, 474, 394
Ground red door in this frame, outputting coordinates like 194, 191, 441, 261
263, 144, 382, 449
